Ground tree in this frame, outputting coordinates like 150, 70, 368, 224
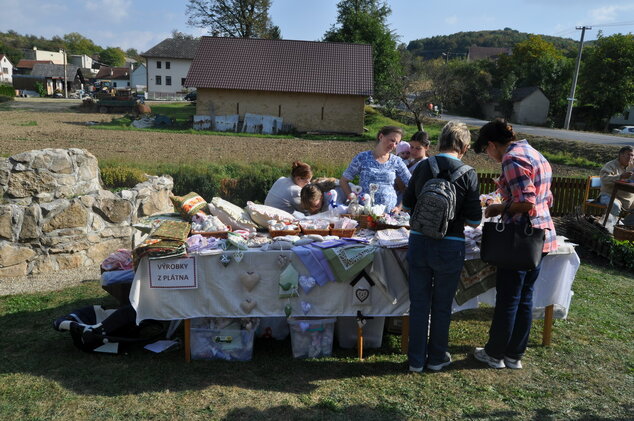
579, 33, 634, 131
185, 0, 280, 38
63, 32, 99, 56
323, 0, 402, 104
99, 47, 126, 67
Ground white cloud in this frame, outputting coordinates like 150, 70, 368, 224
445, 15, 458, 25
84, 0, 132, 22
588, 4, 634, 23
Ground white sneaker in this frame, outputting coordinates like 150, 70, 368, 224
409, 365, 423, 373
504, 357, 523, 369
427, 352, 452, 371
474, 347, 505, 369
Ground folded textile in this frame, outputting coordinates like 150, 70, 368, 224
454, 259, 497, 305
100, 249, 133, 271
292, 245, 336, 286
322, 245, 377, 283
375, 227, 410, 248
101, 269, 135, 285
150, 220, 191, 242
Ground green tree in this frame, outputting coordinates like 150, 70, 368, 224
579, 33, 634, 131
63, 32, 98, 56
323, 0, 402, 104
99, 47, 126, 67
185, 0, 280, 38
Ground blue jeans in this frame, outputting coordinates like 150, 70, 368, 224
484, 256, 545, 360
407, 234, 465, 370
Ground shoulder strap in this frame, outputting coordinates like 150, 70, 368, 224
449, 164, 474, 183
428, 156, 440, 178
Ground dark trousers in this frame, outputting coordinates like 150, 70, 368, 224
484, 256, 545, 360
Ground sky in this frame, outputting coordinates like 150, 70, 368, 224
0, 0, 633, 53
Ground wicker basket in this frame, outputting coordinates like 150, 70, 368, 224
301, 227, 331, 236
269, 228, 301, 238
331, 228, 356, 238
613, 225, 634, 242
342, 214, 375, 229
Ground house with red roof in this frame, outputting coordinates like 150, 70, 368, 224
185, 37, 373, 134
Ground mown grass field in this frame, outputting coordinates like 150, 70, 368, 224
0, 252, 632, 420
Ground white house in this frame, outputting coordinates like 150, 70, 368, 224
141, 38, 199, 99
482, 87, 550, 126
68, 54, 93, 69
609, 106, 634, 127
0, 54, 13, 84
23, 47, 65, 65
130, 63, 147, 91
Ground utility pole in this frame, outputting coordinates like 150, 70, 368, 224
63, 49, 68, 99
563, 26, 591, 130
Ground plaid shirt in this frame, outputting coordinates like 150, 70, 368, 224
495, 140, 557, 253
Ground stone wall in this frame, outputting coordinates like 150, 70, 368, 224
0, 148, 174, 277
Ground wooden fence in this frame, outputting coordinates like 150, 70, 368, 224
477, 173, 587, 217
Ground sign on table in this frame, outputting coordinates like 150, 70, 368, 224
149, 257, 197, 289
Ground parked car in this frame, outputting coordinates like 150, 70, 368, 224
612, 126, 634, 135
184, 91, 197, 101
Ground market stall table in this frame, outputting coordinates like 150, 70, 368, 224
130, 243, 579, 361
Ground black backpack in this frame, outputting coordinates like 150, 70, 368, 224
410, 156, 473, 239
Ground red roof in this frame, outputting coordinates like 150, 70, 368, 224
16, 59, 53, 69
185, 37, 373, 96
95, 66, 130, 80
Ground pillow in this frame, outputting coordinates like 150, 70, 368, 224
208, 197, 258, 232
245, 201, 296, 228
170, 192, 207, 220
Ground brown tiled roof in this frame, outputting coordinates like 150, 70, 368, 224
30, 63, 79, 79
16, 59, 53, 69
467, 46, 511, 61
141, 38, 200, 59
185, 37, 373, 96
95, 66, 130, 80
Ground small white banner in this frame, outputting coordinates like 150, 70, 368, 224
148, 257, 197, 289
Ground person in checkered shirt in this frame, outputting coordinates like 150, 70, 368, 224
471, 118, 557, 370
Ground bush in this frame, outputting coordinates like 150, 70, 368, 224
0, 84, 15, 97
100, 166, 148, 189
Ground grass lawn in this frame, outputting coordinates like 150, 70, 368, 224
0, 252, 632, 420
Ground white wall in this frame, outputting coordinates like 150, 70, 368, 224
25, 48, 65, 65
0, 56, 12, 84
131, 64, 147, 90
146, 57, 191, 94
610, 106, 634, 126
512, 91, 549, 125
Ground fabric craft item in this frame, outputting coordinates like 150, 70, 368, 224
170, 192, 208, 219
299, 276, 317, 294
246, 201, 296, 228
100, 249, 133, 271
454, 259, 497, 305
292, 245, 336, 286
132, 213, 186, 233
322, 245, 377, 283
208, 197, 258, 232
226, 232, 248, 250
375, 227, 410, 248
150, 220, 191, 242
350, 270, 374, 306
279, 263, 299, 298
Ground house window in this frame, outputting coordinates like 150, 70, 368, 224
113, 82, 117, 87
1, 67, 7, 74
157, 61, 162, 69
279, 105, 282, 117
165, 61, 171, 69
166, 76, 172, 86
181, 78, 186, 86
321, 107, 324, 120
156, 75, 162, 85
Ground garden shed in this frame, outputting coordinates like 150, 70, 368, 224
185, 37, 373, 134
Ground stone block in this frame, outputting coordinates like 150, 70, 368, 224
0, 205, 15, 240
6, 170, 57, 198
139, 189, 173, 217
30, 255, 57, 274
19, 205, 41, 240
94, 198, 132, 224
43, 202, 88, 232
87, 239, 130, 263
55, 253, 84, 270
0, 262, 28, 277
0, 243, 36, 267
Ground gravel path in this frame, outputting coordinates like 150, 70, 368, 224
0, 265, 102, 296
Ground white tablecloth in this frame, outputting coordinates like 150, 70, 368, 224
130, 246, 579, 324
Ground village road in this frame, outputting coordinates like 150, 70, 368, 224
440, 114, 634, 147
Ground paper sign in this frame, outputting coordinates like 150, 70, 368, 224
149, 257, 197, 289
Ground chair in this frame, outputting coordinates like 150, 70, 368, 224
582, 176, 607, 216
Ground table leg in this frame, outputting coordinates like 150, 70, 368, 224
184, 318, 191, 362
542, 305, 554, 346
357, 325, 364, 361
401, 316, 409, 354
602, 187, 619, 226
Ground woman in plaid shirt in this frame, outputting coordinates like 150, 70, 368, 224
472, 118, 557, 370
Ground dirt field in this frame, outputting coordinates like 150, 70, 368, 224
0, 98, 594, 177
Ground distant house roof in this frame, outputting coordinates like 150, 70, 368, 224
0, 54, 9, 64
95, 66, 130, 80
186, 37, 373, 96
30, 63, 79, 79
511, 86, 545, 102
141, 38, 200, 59
467, 46, 511, 61
16, 59, 53, 69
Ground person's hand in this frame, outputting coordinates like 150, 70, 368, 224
620, 171, 632, 180
484, 203, 505, 218
390, 205, 402, 214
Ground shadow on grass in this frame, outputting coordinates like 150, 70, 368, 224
221, 403, 408, 421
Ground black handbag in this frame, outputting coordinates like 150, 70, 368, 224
480, 215, 545, 271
